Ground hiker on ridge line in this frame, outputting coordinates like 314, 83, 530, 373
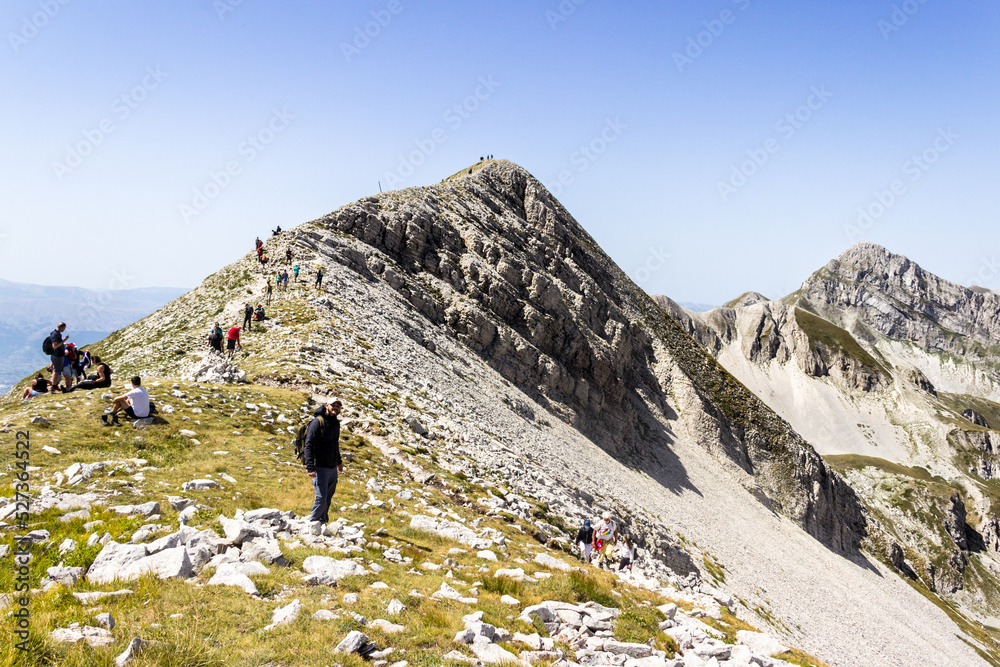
304, 400, 343, 524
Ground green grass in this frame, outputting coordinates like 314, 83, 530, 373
793, 307, 888, 377
823, 454, 936, 482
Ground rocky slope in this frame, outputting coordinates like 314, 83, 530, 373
6, 164, 991, 665
658, 242, 1000, 631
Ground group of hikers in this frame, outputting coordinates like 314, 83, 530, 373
23, 322, 113, 399
255, 235, 324, 294
574, 511, 639, 573
207, 321, 244, 359
27, 322, 150, 427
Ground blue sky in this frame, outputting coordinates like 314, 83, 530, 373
1, 0, 997, 305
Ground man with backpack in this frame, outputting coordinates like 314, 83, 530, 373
44, 322, 68, 392
575, 519, 594, 563
293, 265, 299, 282
243, 304, 253, 332
208, 323, 224, 354
302, 400, 343, 524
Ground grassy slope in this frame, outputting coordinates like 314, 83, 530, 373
0, 380, 834, 666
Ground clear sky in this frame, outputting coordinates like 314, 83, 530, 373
2, 1, 998, 305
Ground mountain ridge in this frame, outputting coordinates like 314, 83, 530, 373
6, 160, 989, 666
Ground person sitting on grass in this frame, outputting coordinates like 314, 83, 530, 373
66, 356, 112, 392
102, 375, 149, 426
21, 374, 50, 400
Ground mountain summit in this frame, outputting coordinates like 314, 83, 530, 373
661, 238, 1000, 638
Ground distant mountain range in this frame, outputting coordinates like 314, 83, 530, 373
0, 279, 187, 393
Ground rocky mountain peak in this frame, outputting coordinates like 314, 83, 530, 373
796, 244, 1000, 363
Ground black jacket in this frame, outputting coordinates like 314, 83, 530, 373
303, 406, 341, 472
576, 527, 594, 544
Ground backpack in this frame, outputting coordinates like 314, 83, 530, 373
65, 346, 77, 362
291, 416, 324, 461
42, 334, 54, 355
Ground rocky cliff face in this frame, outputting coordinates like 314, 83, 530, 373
293, 161, 865, 553
798, 243, 1000, 367
658, 242, 1000, 621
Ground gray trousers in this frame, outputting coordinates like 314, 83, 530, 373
309, 467, 338, 523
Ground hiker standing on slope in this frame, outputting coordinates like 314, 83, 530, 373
304, 400, 343, 524
243, 304, 253, 332
45, 322, 68, 392
592, 511, 618, 568
266, 280, 273, 306
208, 322, 224, 354
315, 267, 324, 289
575, 520, 594, 563
226, 324, 241, 359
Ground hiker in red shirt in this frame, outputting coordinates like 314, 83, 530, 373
226, 325, 241, 359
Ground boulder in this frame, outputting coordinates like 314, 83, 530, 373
87, 542, 149, 584
120, 546, 193, 581
264, 599, 301, 630
370, 619, 405, 633
94, 613, 115, 630
115, 637, 160, 666
208, 567, 258, 595
335, 630, 370, 654
241, 538, 287, 566
49, 624, 113, 647
736, 629, 789, 656
302, 555, 367, 584
111, 502, 161, 517
73, 589, 133, 604
167, 496, 194, 511
182, 479, 220, 491
603, 641, 653, 659
534, 552, 572, 571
